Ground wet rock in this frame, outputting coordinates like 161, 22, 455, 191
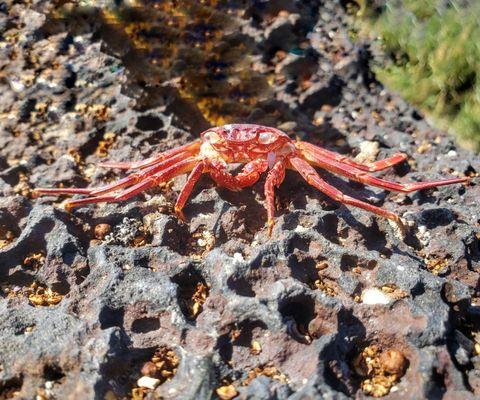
0, 1, 478, 399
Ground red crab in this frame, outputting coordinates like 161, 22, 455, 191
34, 124, 468, 234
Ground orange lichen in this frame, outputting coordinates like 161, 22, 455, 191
187, 226, 215, 259
381, 284, 408, 300
312, 262, 337, 296
416, 140, 432, 154
425, 256, 449, 275
216, 384, 238, 400
13, 172, 33, 198
242, 364, 289, 386
0, 229, 15, 249
95, 132, 116, 157
27, 283, 63, 307
190, 282, 209, 318
354, 345, 407, 398
74, 103, 111, 122
23, 252, 45, 270
3, 282, 62, 306
131, 346, 179, 399
473, 332, 480, 356
67, 148, 82, 165
215, 363, 289, 398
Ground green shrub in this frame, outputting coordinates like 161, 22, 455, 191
355, 0, 480, 149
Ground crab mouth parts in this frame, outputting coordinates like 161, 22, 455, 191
267, 152, 276, 169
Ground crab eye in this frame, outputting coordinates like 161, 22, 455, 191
258, 132, 274, 144
203, 131, 220, 143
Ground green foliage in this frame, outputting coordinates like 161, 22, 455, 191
357, 0, 480, 149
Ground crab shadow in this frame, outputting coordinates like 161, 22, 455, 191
183, 164, 423, 257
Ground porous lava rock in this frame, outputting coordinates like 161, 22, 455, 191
0, 1, 479, 399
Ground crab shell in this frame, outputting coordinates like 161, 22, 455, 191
200, 124, 294, 164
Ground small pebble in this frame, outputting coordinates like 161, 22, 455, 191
379, 349, 408, 375
141, 361, 158, 378
94, 223, 111, 240
137, 375, 160, 390
233, 253, 244, 262
216, 385, 238, 400
251, 340, 262, 354
362, 288, 391, 305
9, 78, 25, 92
447, 150, 458, 157
294, 224, 308, 233
355, 141, 380, 164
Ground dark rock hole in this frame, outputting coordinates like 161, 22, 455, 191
172, 267, 208, 321
233, 320, 268, 347
324, 359, 355, 396
340, 254, 358, 272
2, 271, 34, 291
288, 251, 319, 285
317, 214, 340, 244
65, 70, 77, 88
286, 234, 311, 254
280, 294, 315, 343
99, 306, 125, 329
19, 98, 37, 122
135, 115, 164, 131
74, 264, 91, 285
226, 275, 255, 297
43, 364, 65, 382
131, 317, 160, 334
418, 208, 454, 229
427, 367, 447, 398
464, 165, 476, 178
50, 280, 71, 296
0, 376, 23, 398
218, 333, 233, 363
359, 219, 392, 258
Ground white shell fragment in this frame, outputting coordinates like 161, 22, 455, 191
361, 288, 391, 305
354, 141, 380, 164
137, 376, 161, 390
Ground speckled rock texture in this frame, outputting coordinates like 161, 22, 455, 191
0, 1, 479, 399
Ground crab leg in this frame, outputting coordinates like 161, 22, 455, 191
301, 148, 468, 193
33, 151, 193, 198
265, 160, 286, 235
90, 152, 192, 196
172, 158, 270, 220
63, 157, 198, 210
297, 141, 407, 172
205, 159, 269, 191
174, 162, 205, 220
32, 187, 93, 196
289, 156, 404, 227
98, 140, 201, 170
